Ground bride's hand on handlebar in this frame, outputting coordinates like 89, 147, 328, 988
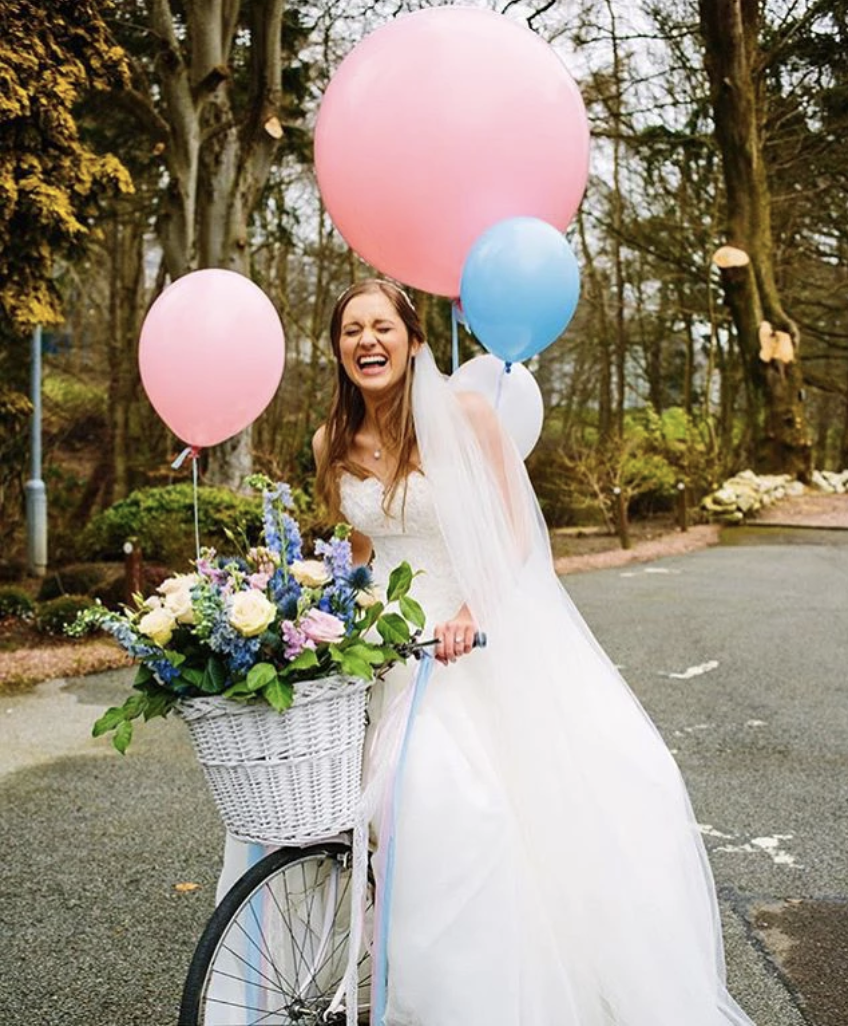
434, 614, 478, 665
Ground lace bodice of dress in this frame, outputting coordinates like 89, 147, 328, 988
340, 473, 465, 626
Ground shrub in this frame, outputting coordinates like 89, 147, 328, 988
37, 564, 113, 602
0, 586, 35, 619
80, 484, 265, 565
42, 371, 107, 446
36, 595, 94, 635
95, 563, 173, 609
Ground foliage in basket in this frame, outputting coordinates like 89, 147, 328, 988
68, 475, 425, 753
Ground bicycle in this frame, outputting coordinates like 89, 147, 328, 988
178, 632, 485, 1026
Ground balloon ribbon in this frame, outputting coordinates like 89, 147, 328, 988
171, 446, 202, 560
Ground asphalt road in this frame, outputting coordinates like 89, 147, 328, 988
1, 535, 846, 1026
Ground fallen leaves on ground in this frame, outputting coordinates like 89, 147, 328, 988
0, 639, 132, 692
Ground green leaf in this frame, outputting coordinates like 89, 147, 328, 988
222, 681, 253, 699
246, 662, 278, 692
179, 667, 204, 687
263, 677, 294, 712
122, 693, 147, 720
386, 562, 413, 603
113, 720, 133, 755
344, 642, 386, 666
142, 691, 173, 722
376, 612, 410, 645
287, 648, 319, 671
133, 664, 154, 687
165, 650, 186, 668
356, 601, 385, 632
200, 656, 227, 694
339, 653, 374, 680
399, 595, 425, 629
92, 705, 127, 737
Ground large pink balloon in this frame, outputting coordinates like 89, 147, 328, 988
139, 270, 285, 447
314, 8, 589, 297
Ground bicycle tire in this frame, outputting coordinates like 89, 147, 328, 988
178, 841, 372, 1026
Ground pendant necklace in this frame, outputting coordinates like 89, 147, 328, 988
373, 448, 382, 460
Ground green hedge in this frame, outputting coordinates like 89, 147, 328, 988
36, 595, 94, 635
0, 586, 35, 619
80, 484, 264, 565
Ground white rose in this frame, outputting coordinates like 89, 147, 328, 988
355, 585, 383, 609
138, 606, 177, 647
159, 573, 199, 596
163, 584, 195, 624
290, 559, 332, 588
229, 590, 277, 637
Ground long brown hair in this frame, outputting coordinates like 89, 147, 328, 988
316, 278, 426, 519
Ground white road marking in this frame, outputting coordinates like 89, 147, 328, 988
745, 719, 767, 727
698, 824, 735, 839
673, 723, 713, 737
699, 824, 802, 867
619, 567, 682, 577
666, 660, 720, 680
715, 834, 801, 868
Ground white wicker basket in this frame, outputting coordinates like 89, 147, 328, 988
177, 674, 370, 846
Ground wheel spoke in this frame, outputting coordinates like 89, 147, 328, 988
180, 845, 372, 1026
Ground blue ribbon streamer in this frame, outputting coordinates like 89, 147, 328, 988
372, 653, 436, 1025
494, 360, 512, 411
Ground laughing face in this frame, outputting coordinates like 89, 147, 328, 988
338, 289, 419, 396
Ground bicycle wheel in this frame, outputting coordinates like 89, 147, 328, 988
179, 842, 372, 1026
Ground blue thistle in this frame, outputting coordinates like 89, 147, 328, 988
347, 565, 373, 593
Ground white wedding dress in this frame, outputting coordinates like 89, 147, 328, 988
340, 467, 755, 1026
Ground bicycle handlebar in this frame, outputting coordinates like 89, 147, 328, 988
395, 631, 487, 660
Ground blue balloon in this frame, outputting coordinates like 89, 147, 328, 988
459, 216, 580, 363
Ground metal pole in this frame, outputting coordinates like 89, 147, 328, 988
676, 480, 689, 532
25, 324, 47, 576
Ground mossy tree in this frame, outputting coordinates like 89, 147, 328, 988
0, 0, 133, 337
698, 0, 813, 479
0, 0, 133, 558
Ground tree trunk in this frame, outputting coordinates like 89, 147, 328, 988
841, 358, 848, 468
139, 0, 285, 489
577, 211, 613, 442
606, 0, 628, 438
699, 0, 812, 479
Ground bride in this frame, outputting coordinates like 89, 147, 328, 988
311, 278, 757, 1026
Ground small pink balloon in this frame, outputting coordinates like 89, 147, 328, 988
314, 7, 589, 297
139, 270, 285, 447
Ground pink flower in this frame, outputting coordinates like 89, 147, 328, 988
300, 608, 346, 644
248, 572, 270, 590
281, 620, 315, 659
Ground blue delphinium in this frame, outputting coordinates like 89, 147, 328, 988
315, 535, 355, 627
262, 484, 302, 563
270, 570, 302, 621
93, 613, 160, 661
208, 614, 262, 675
150, 658, 183, 686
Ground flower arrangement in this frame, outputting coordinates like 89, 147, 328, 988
69, 475, 424, 753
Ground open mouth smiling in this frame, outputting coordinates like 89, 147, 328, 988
357, 354, 389, 371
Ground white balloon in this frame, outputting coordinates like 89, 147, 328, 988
449, 354, 544, 458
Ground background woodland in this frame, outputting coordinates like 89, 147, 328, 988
2, 0, 847, 577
